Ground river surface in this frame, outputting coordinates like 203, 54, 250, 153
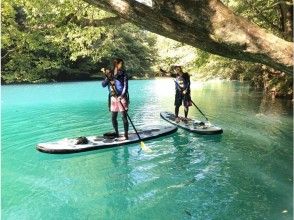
2, 79, 293, 219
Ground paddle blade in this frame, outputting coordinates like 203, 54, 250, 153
140, 141, 152, 153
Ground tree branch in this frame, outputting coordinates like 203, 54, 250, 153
82, 0, 293, 74
1, 49, 15, 60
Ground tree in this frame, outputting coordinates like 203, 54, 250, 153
1, 0, 157, 83
192, 0, 293, 98
83, 0, 293, 74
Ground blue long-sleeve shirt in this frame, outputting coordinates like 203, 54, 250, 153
102, 70, 128, 96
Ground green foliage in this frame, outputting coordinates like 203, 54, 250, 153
151, 35, 198, 74
1, 0, 157, 83
190, 0, 293, 97
193, 55, 257, 80
222, 0, 284, 38
1, 0, 291, 98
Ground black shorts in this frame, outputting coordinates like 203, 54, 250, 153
174, 90, 192, 107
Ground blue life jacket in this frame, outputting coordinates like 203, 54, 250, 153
102, 70, 128, 96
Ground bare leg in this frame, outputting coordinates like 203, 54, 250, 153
184, 107, 189, 118
175, 106, 181, 123
175, 106, 180, 118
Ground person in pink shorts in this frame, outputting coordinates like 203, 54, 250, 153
102, 58, 129, 140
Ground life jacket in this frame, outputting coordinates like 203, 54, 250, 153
176, 75, 188, 91
109, 69, 128, 96
107, 69, 129, 111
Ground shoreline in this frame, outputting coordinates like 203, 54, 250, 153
0, 76, 176, 86
1, 76, 247, 86
1, 76, 161, 86
1, 77, 292, 100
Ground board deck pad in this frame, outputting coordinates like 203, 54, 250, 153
160, 111, 223, 135
37, 125, 177, 154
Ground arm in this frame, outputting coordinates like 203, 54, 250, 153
101, 68, 111, 87
185, 76, 190, 93
101, 78, 109, 87
175, 78, 182, 91
170, 73, 177, 78
183, 73, 190, 93
121, 73, 128, 97
187, 76, 191, 94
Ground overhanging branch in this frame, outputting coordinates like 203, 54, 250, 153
82, 0, 293, 74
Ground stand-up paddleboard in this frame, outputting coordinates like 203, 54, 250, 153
37, 125, 177, 154
160, 111, 223, 135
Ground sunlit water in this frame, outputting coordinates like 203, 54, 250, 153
2, 79, 293, 220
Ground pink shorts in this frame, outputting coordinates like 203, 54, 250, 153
110, 96, 128, 112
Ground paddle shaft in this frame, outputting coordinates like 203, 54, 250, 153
190, 100, 209, 121
104, 74, 143, 141
173, 79, 209, 121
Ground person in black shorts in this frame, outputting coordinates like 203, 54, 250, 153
174, 66, 192, 123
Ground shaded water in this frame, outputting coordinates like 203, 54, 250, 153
2, 79, 293, 219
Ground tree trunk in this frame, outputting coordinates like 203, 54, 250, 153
279, 0, 293, 41
84, 0, 293, 74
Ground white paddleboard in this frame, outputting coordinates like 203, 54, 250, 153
37, 125, 177, 154
160, 111, 223, 135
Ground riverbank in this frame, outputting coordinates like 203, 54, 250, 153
2, 76, 292, 100
0, 74, 158, 86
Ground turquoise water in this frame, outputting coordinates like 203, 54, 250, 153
2, 79, 293, 219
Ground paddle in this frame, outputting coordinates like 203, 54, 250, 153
102, 70, 151, 153
173, 79, 210, 123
